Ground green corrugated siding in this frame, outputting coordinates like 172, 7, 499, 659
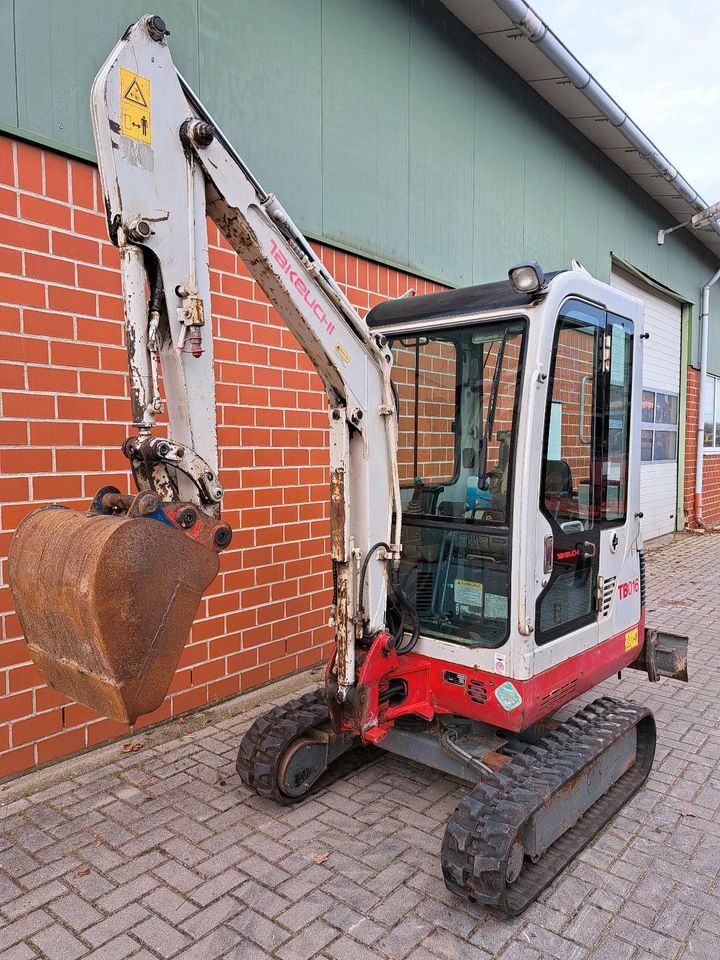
1, 0, 718, 357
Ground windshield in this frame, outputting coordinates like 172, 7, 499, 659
389, 320, 525, 647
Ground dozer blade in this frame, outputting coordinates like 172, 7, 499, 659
8, 505, 219, 726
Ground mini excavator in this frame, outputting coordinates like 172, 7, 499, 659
8, 16, 689, 916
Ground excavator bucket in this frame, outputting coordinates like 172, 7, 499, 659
8, 503, 220, 725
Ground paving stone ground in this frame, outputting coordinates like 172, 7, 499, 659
2, 532, 720, 960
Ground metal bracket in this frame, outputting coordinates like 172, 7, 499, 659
124, 435, 224, 516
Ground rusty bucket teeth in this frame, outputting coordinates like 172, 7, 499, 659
8, 505, 219, 726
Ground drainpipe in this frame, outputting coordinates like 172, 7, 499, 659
695, 266, 720, 527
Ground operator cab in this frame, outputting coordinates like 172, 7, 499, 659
367, 266, 638, 654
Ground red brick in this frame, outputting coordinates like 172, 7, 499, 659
77, 264, 121, 296
0, 690, 32, 722
52, 230, 100, 264
25, 252, 75, 285
27, 364, 77, 392
3, 392, 55, 419
23, 309, 75, 339
12, 709, 62, 745
37, 728, 86, 764
44, 152, 69, 202
0, 136, 13, 186
0, 276, 46, 309
16, 141, 42, 193
21, 194, 71, 229
0, 215, 49, 252
0, 744, 36, 777
0, 448, 53, 476
71, 162, 95, 209
73, 209, 107, 239
0, 363, 24, 390
47, 285, 96, 316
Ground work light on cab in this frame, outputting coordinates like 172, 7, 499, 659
508, 260, 546, 295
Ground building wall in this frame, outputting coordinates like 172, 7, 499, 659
1, 0, 718, 345
0, 134, 441, 777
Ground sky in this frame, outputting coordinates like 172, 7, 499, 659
535, 0, 720, 205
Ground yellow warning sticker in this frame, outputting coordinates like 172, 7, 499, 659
335, 343, 351, 368
119, 67, 151, 144
624, 627, 639, 652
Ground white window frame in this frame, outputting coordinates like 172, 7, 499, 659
703, 374, 720, 454
641, 389, 678, 463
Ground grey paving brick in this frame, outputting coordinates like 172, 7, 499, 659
0, 909, 54, 950
30, 923, 87, 960
84, 904, 150, 948
3, 880, 67, 919
276, 919, 338, 960
48, 891, 102, 932
180, 895, 239, 939
134, 914, 192, 957
189, 867, 244, 906
84, 936, 138, 960
174, 927, 243, 960
230, 907, 291, 951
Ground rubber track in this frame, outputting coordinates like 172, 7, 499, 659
441, 697, 656, 916
236, 688, 379, 804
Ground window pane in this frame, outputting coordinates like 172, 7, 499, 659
542, 315, 601, 531
605, 320, 633, 521
641, 430, 653, 461
392, 322, 524, 526
393, 337, 458, 485
653, 430, 677, 461
704, 376, 715, 447
642, 390, 655, 423
655, 392, 678, 425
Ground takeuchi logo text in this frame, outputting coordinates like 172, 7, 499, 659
269, 239, 336, 336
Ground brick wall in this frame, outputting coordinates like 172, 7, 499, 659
683, 365, 720, 526
0, 135, 442, 778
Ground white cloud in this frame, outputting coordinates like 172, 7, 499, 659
535, 0, 720, 203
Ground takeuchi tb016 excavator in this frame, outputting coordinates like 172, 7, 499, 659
8, 15, 689, 916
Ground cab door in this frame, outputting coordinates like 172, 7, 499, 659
536, 300, 605, 644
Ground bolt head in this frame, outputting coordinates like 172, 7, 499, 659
177, 507, 197, 529
213, 525, 233, 549
146, 14, 168, 40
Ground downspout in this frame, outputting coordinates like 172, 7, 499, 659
694, 267, 720, 527
492, 0, 720, 244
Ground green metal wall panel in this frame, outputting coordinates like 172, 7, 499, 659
407, 0, 474, 285
0, 0, 17, 127
2, 0, 718, 355
472, 44, 525, 284
198, 0, 321, 230
13, 1, 198, 158
321, 0, 409, 266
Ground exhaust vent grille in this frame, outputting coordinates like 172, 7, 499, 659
601, 576, 617, 618
468, 679, 487, 704
539, 678, 578, 711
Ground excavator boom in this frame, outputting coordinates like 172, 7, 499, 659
8, 14, 402, 723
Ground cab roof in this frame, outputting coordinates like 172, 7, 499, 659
366, 271, 564, 329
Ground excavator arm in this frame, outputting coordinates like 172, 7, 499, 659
8, 14, 403, 722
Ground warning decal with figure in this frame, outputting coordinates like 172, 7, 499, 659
119, 67, 151, 143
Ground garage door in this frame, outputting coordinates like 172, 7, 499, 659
611, 268, 682, 540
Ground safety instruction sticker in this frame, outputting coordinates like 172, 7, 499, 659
493, 653, 507, 676
454, 578, 484, 612
120, 67, 151, 144
495, 681, 522, 712
624, 627, 639, 652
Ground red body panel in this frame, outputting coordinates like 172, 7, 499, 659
337, 613, 645, 740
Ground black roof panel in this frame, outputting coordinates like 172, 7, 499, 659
366, 271, 564, 328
